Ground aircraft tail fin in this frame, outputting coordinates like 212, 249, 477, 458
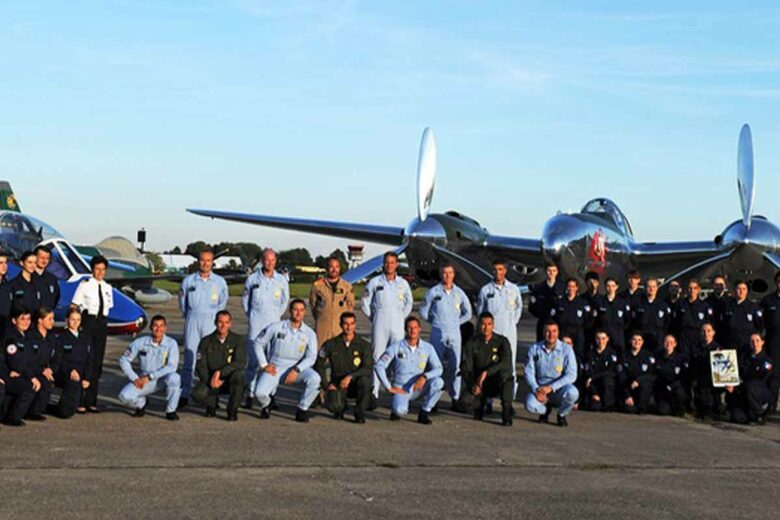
0, 181, 21, 212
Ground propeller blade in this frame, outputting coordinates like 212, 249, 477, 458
417, 127, 437, 222
342, 244, 407, 285
738, 124, 755, 230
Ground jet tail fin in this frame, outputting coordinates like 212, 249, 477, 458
0, 181, 21, 212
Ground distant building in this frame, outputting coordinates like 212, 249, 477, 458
348, 244, 364, 269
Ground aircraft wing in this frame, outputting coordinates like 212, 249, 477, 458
483, 235, 544, 268
187, 209, 405, 246
632, 241, 722, 280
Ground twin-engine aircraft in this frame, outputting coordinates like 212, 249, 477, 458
0, 182, 147, 333
189, 125, 780, 297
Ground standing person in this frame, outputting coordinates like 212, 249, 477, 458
9, 251, 41, 313
419, 263, 472, 411
49, 309, 92, 418
0, 252, 13, 338
654, 334, 689, 416
674, 280, 713, 359
26, 307, 57, 421
360, 251, 413, 403
1, 308, 37, 426
253, 300, 320, 423
759, 271, 780, 414
524, 320, 579, 427
631, 278, 671, 354
460, 312, 514, 426
550, 278, 592, 361
665, 280, 683, 339
618, 332, 656, 414
178, 249, 228, 408
691, 323, 725, 419
309, 256, 354, 347
594, 277, 631, 356
374, 316, 444, 425
33, 245, 60, 310
118, 315, 181, 421
242, 248, 289, 407
620, 270, 646, 311
706, 276, 729, 344
722, 280, 763, 353
315, 312, 373, 423
582, 271, 601, 349
477, 258, 523, 398
191, 311, 246, 421
528, 263, 564, 341
70, 255, 113, 413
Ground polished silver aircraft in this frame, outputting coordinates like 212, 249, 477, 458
189, 124, 780, 297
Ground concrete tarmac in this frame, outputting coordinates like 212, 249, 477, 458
1, 298, 778, 519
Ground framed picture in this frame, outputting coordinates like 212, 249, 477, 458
710, 349, 740, 388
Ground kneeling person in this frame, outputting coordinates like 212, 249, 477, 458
50, 309, 92, 418
118, 315, 181, 420
460, 312, 514, 426
375, 316, 444, 425
315, 312, 373, 423
525, 320, 579, 426
191, 311, 246, 421
582, 330, 618, 412
253, 299, 320, 423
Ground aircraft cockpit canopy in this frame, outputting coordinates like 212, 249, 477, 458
581, 198, 634, 238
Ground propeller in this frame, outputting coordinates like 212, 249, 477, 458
417, 127, 437, 222
737, 123, 755, 230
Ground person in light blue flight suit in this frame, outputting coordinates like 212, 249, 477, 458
525, 320, 579, 427
178, 249, 228, 408
419, 263, 472, 410
253, 299, 320, 423
242, 248, 289, 406
477, 258, 523, 396
118, 314, 181, 420
360, 251, 413, 401
375, 316, 444, 425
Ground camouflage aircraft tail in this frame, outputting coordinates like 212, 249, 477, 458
0, 181, 20, 212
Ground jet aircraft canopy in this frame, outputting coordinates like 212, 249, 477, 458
580, 198, 634, 239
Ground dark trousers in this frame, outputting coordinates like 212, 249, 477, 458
655, 381, 688, 416
693, 378, 724, 417
192, 371, 244, 415
726, 380, 771, 423
463, 373, 514, 421
620, 382, 653, 413
324, 375, 371, 415
584, 376, 615, 411
28, 377, 54, 416
1, 376, 35, 423
81, 314, 107, 408
52, 371, 83, 418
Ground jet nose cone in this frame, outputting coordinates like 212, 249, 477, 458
405, 215, 446, 242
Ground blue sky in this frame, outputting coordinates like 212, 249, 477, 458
2, 1, 780, 258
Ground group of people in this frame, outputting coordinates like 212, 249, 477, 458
528, 265, 777, 425
1, 244, 776, 430
0, 247, 114, 426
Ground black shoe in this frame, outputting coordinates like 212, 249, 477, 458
241, 396, 253, 410
538, 404, 551, 423
473, 409, 485, 421
270, 396, 279, 410
295, 408, 309, 423
177, 397, 188, 411
25, 413, 47, 422
450, 401, 466, 414
227, 413, 238, 422
2, 418, 25, 427
502, 407, 514, 426
502, 417, 513, 427
557, 414, 568, 427
166, 412, 180, 421
485, 402, 494, 415
429, 404, 439, 415
417, 410, 433, 425
389, 412, 401, 421
260, 407, 271, 419
205, 407, 216, 418
367, 395, 378, 411
756, 415, 767, 426
333, 411, 344, 420
354, 408, 366, 424
133, 407, 146, 418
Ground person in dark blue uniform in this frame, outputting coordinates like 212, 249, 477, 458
759, 271, 780, 414
550, 278, 592, 361
618, 332, 656, 414
50, 308, 92, 418
674, 280, 713, 359
706, 275, 729, 345
631, 278, 671, 355
582, 271, 601, 349
8, 251, 41, 313
654, 334, 689, 416
691, 323, 725, 419
528, 263, 565, 341
26, 307, 57, 420
1, 307, 38, 426
725, 333, 774, 424
34, 246, 61, 310
0, 252, 13, 338
582, 330, 618, 412
595, 277, 631, 356
722, 280, 763, 353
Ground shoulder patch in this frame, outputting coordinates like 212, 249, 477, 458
6, 344, 17, 355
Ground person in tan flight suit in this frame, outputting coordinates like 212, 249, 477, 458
309, 256, 356, 347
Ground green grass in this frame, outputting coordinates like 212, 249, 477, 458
153, 281, 427, 301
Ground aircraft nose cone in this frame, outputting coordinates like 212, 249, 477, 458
405, 216, 446, 242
